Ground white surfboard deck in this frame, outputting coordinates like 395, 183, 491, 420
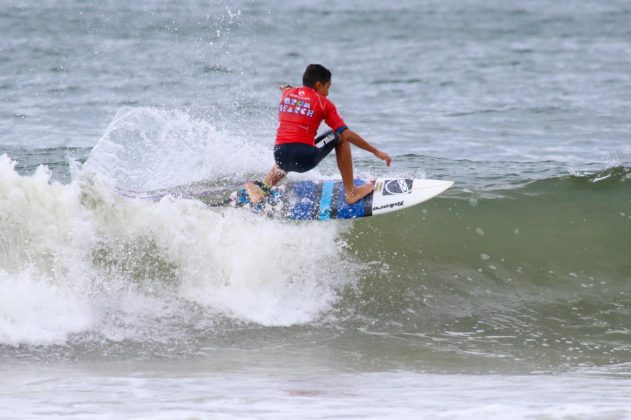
370, 178, 454, 216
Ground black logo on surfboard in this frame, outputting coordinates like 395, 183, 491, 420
372, 200, 404, 211
383, 179, 413, 196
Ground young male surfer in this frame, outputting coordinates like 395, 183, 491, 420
245, 64, 392, 204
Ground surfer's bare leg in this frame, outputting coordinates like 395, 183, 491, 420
335, 138, 374, 204
245, 165, 286, 203
264, 165, 286, 187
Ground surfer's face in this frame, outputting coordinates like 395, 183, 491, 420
315, 80, 331, 97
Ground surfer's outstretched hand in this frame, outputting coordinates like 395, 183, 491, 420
375, 150, 392, 167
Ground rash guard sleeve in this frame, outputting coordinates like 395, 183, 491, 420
323, 99, 348, 134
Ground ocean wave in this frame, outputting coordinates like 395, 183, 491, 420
338, 169, 631, 367
1, 140, 630, 368
83, 107, 272, 191
0, 154, 355, 346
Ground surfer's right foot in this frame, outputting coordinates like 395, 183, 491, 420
345, 183, 374, 204
244, 181, 271, 203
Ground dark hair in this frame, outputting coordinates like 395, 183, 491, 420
302, 64, 331, 88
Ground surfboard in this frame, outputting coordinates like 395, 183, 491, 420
230, 178, 453, 220
115, 177, 453, 221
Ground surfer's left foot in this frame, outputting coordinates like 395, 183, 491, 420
345, 183, 374, 204
244, 181, 271, 203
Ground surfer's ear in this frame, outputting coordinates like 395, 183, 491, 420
313, 80, 331, 96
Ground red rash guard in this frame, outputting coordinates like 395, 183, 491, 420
275, 86, 348, 146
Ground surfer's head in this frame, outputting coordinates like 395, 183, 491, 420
303, 64, 332, 97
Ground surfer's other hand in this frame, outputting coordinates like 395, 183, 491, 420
375, 150, 392, 167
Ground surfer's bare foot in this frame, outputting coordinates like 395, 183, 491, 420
244, 182, 265, 203
345, 183, 374, 204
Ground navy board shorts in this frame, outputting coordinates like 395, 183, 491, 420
273, 130, 341, 173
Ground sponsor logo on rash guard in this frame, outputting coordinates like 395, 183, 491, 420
279, 97, 315, 117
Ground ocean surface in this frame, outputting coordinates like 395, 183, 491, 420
2, 0, 631, 418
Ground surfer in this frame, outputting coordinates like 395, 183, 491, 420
245, 64, 392, 204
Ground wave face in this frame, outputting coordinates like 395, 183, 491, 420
1, 107, 630, 373
340, 167, 631, 370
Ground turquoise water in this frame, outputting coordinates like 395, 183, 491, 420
1, 1, 631, 418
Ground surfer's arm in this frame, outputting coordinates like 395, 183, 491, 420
340, 129, 392, 167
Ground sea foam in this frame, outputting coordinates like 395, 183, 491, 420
0, 110, 356, 346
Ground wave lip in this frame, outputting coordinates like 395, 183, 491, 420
83, 107, 271, 191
